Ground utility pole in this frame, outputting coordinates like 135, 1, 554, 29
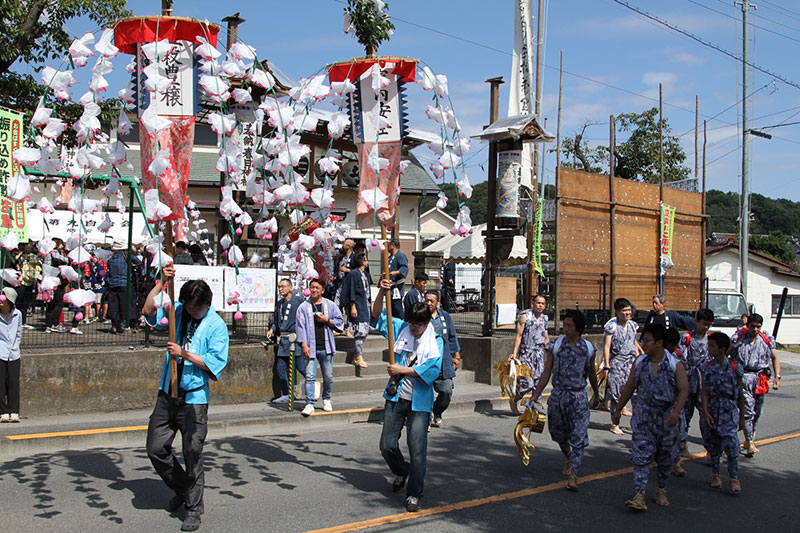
483, 77, 504, 337
736, 0, 754, 302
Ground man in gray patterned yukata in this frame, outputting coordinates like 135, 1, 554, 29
603, 298, 643, 435
531, 309, 600, 492
509, 294, 549, 414
613, 324, 688, 511
730, 313, 781, 457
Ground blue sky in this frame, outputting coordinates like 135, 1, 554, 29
13, 0, 800, 201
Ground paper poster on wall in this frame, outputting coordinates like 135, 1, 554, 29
173, 264, 225, 309
224, 267, 276, 312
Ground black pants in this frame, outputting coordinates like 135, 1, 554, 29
391, 298, 404, 320
0, 359, 20, 415
146, 392, 208, 514
45, 287, 65, 327
17, 285, 34, 325
107, 286, 135, 324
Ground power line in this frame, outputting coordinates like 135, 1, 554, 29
689, 0, 800, 44
758, 0, 800, 23
609, 0, 800, 90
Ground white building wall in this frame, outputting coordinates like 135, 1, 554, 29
707, 249, 800, 344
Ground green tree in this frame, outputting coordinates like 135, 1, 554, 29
554, 108, 690, 183
419, 181, 489, 226
750, 230, 795, 264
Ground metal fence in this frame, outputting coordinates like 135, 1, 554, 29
20, 301, 272, 353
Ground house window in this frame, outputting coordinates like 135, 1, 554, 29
772, 294, 800, 317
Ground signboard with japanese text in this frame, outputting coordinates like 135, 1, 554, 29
135, 41, 196, 117
174, 264, 225, 309
0, 108, 27, 242
349, 68, 408, 143
230, 102, 258, 191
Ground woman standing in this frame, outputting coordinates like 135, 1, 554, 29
0, 287, 22, 422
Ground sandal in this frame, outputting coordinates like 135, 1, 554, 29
730, 478, 742, 495
353, 356, 369, 368
610, 424, 624, 436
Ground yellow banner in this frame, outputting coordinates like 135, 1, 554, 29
0, 108, 28, 242
660, 204, 675, 259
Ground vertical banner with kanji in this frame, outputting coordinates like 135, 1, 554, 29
0, 108, 27, 242
532, 198, 544, 276
660, 203, 676, 276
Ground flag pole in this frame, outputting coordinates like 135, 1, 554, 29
381, 223, 395, 366
165, 219, 178, 398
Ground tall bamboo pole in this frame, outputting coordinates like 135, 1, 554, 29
165, 220, 178, 398
381, 224, 395, 365
554, 51, 562, 333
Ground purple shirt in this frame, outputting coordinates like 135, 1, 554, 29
296, 297, 344, 356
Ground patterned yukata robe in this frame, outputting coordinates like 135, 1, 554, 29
630, 352, 682, 493
545, 337, 595, 475
604, 317, 638, 415
677, 330, 711, 448
731, 330, 775, 442
341, 269, 372, 357
701, 359, 743, 478
515, 311, 549, 401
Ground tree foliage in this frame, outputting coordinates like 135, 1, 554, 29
750, 230, 796, 265
0, 0, 129, 74
343, 0, 395, 56
706, 190, 800, 236
419, 181, 489, 225
555, 108, 690, 183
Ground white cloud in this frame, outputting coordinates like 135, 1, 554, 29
670, 52, 706, 66
643, 72, 679, 86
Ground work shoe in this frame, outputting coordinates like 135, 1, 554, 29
322, 399, 333, 412
710, 474, 722, 488
392, 474, 408, 493
271, 395, 290, 404
405, 496, 421, 512
566, 473, 579, 492
9, 413, 19, 423
625, 492, 647, 511
0, 414, 9, 423
654, 488, 669, 507
301, 404, 315, 417
430, 416, 443, 428
561, 460, 572, 476
672, 463, 687, 477
167, 494, 185, 512
730, 478, 742, 495
181, 512, 201, 531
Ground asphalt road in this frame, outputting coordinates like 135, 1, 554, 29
3, 356, 799, 532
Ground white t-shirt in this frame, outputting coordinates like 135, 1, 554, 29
398, 337, 420, 401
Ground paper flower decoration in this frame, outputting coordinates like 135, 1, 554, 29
59, 266, 80, 282
366, 144, 389, 173
152, 291, 172, 310
68, 247, 92, 265
143, 189, 173, 222
0, 269, 21, 287
7, 174, 31, 202
359, 187, 388, 211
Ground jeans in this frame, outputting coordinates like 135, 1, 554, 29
433, 378, 454, 418
379, 398, 431, 499
275, 356, 291, 396
146, 392, 209, 514
299, 350, 333, 405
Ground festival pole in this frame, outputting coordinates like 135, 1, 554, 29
288, 351, 295, 412
381, 223, 395, 366
165, 220, 178, 398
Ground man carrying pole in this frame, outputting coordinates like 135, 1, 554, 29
372, 225, 443, 513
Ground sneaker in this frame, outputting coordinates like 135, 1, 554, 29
654, 488, 669, 507
322, 399, 333, 412
69, 328, 83, 335
53, 325, 67, 333
0, 414, 9, 423
181, 512, 201, 531
301, 404, 315, 417
44, 327, 52, 334
103, 319, 112, 325
392, 474, 408, 493
405, 496, 421, 512
22, 324, 34, 330
430, 416, 443, 428
9, 413, 19, 423
271, 395, 290, 404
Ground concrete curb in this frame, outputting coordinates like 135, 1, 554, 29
0, 396, 511, 459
